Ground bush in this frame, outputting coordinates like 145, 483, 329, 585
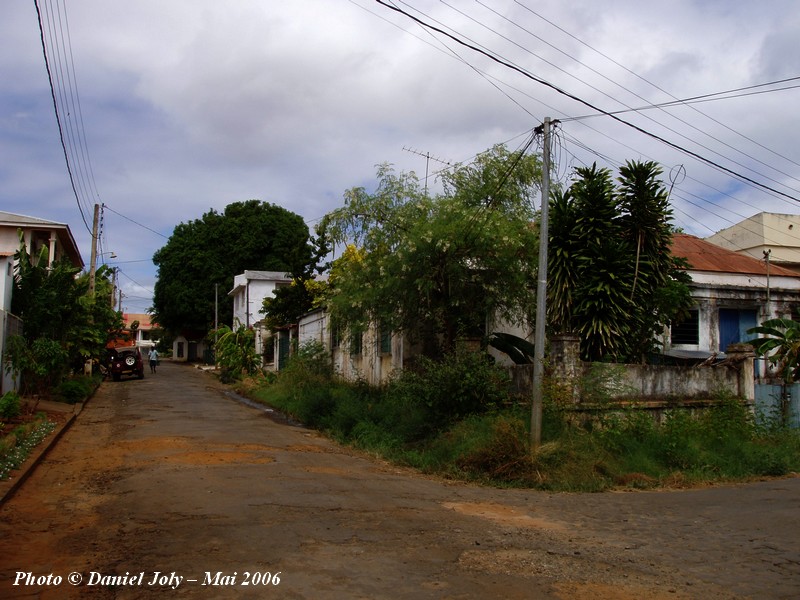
392, 346, 511, 427
0, 392, 21, 420
55, 376, 96, 404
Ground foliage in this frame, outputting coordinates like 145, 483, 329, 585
152, 200, 314, 334
260, 220, 331, 329
388, 346, 512, 426
548, 161, 692, 362
0, 392, 21, 420
487, 331, 537, 364
321, 144, 540, 357
243, 366, 800, 491
212, 324, 259, 383
0, 416, 56, 481
54, 375, 98, 404
747, 318, 800, 382
4, 235, 120, 396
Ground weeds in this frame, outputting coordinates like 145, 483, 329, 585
246, 348, 800, 492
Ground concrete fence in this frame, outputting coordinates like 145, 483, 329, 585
509, 335, 756, 421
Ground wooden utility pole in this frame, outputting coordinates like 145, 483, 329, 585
531, 118, 552, 451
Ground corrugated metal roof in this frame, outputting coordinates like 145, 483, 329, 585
671, 233, 799, 277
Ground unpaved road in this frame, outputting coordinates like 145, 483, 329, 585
1, 361, 798, 599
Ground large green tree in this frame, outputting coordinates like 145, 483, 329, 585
548, 161, 692, 362
321, 144, 541, 357
152, 200, 313, 334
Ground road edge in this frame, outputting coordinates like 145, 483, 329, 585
0, 388, 96, 508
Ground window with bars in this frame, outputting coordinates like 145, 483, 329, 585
671, 309, 699, 345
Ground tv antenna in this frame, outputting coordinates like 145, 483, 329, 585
402, 146, 452, 195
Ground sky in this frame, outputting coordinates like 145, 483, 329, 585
2, 0, 799, 315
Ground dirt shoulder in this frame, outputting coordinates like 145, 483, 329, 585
0, 362, 798, 599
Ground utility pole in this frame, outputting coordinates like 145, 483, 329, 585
88, 203, 99, 295
531, 117, 552, 451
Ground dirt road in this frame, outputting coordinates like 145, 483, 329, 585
0, 361, 798, 599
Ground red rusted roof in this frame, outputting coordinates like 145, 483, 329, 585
671, 234, 799, 277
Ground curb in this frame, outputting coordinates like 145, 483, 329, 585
0, 392, 91, 509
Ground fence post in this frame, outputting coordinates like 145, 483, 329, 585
725, 343, 755, 403
550, 333, 581, 403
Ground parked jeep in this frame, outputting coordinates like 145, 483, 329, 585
108, 346, 144, 381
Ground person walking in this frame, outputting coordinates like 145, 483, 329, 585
148, 347, 159, 374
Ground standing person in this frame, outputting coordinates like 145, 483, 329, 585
148, 347, 159, 374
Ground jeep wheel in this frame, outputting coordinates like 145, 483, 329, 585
125, 355, 136, 367
113, 373, 121, 382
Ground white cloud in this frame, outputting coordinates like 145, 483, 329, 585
1, 0, 799, 312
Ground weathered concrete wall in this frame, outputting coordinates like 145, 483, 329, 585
509, 338, 755, 408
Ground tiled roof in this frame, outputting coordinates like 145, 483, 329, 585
671, 234, 798, 277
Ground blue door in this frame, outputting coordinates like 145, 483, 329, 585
719, 309, 758, 351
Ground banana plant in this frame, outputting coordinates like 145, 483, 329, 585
747, 318, 800, 383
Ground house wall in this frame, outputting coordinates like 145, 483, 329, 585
172, 335, 207, 363
230, 272, 291, 329
707, 212, 800, 269
667, 272, 800, 362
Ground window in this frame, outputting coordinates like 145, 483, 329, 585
350, 332, 362, 356
263, 336, 275, 364
379, 325, 391, 355
671, 310, 699, 345
331, 326, 341, 349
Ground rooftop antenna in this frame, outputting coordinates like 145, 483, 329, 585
402, 146, 452, 195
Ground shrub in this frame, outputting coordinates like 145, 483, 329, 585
55, 376, 96, 404
391, 346, 511, 428
0, 392, 21, 420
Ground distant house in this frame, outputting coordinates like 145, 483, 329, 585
229, 270, 292, 360
705, 212, 800, 274
0, 211, 84, 393
668, 234, 800, 370
121, 313, 160, 350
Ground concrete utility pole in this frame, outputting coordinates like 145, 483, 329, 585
531, 117, 552, 451
88, 203, 99, 296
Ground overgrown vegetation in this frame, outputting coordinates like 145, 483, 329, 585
548, 161, 693, 363
4, 234, 120, 397
243, 349, 800, 491
211, 325, 259, 383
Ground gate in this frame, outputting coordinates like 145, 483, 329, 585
755, 383, 800, 428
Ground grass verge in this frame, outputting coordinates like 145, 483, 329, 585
237, 346, 800, 492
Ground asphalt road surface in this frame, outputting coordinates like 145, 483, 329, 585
1, 360, 799, 599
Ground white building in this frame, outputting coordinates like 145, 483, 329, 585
706, 212, 800, 274
0, 211, 84, 393
229, 270, 293, 329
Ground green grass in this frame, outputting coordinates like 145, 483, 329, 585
241, 354, 800, 492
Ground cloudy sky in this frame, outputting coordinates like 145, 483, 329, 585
2, 0, 799, 314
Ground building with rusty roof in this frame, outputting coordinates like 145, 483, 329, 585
668, 234, 800, 368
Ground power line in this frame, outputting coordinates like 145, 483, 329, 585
103, 204, 169, 239
374, 0, 800, 205
510, 0, 800, 177
34, 0, 91, 234
429, 0, 800, 197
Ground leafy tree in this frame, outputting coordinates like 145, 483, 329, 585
548, 161, 692, 362
152, 200, 313, 335
322, 144, 541, 357
5, 235, 120, 395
